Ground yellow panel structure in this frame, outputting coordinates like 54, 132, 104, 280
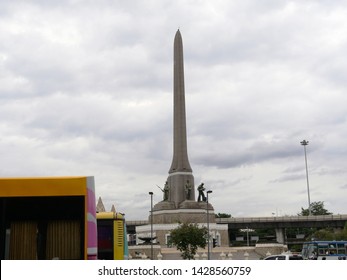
114, 219, 124, 260
0, 176, 97, 260
96, 211, 125, 260
0, 177, 87, 197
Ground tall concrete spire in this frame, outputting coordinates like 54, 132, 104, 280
169, 29, 192, 174
139, 31, 223, 245
167, 30, 195, 206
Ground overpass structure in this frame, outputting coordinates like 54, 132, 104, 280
127, 215, 347, 245
216, 215, 347, 243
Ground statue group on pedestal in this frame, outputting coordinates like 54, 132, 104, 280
157, 181, 208, 202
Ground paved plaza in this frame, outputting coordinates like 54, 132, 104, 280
159, 247, 263, 260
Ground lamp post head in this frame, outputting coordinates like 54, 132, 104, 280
149, 192, 153, 195
300, 140, 309, 146
207, 190, 212, 194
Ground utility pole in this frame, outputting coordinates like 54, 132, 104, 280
300, 140, 311, 215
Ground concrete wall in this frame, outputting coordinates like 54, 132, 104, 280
255, 243, 288, 258
128, 245, 161, 260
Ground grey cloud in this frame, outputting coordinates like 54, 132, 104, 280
1, 1, 347, 219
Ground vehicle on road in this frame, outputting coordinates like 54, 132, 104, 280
302, 240, 347, 260
264, 253, 303, 260
97, 211, 128, 260
0, 176, 97, 260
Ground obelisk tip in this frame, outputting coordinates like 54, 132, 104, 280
174, 29, 182, 41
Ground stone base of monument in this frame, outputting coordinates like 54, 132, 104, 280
128, 244, 161, 260
151, 208, 216, 224
152, 199, 215, 224
152, 200, 176, 211
136, 199, 228, 247
136, 222, 229, 248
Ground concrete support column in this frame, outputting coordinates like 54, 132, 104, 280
275, 228, 285, 244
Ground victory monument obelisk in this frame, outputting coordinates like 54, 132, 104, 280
151, 29, 215, 224
135, 30, 228, 250
167, 29, 195, 205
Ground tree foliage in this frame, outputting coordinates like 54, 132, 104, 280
170, 223, 207, 260
215, 213, 232, 218
299, 201, 332, 216
309, 223, 347, 241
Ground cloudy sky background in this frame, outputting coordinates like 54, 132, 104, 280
1, 0, 347, 220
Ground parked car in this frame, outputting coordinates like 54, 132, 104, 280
264, 253, 303, 260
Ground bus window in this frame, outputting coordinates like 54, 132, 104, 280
318, 243, 328, 255
97, 221, 114, 260
328, 244, 337, 255
337, 243, 346, 255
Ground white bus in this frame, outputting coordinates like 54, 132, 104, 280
302, 240, 347, 260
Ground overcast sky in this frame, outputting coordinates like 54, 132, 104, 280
1, 0, 347, 220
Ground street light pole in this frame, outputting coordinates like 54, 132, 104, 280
246, 227, 249, 247
149, 191, 154, 259
206, 190, 212, 260
300, 140, 311, 216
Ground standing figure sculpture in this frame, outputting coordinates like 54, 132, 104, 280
185, 180, 192, 200
157, 181, 170, 201
197, 183, 206, 202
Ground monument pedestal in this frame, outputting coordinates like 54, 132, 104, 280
135, 222, 229, 249
152, 200, 215, 224
135, 199, 229, 248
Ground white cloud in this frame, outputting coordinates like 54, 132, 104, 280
0, 0, 346, 220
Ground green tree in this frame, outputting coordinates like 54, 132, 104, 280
170, 223, 207, 260
310, 228, 335, 240
309, 223, 347, 241
336, 222, 347, 240
299, 201, 332, 216
215, 213, 232, 218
